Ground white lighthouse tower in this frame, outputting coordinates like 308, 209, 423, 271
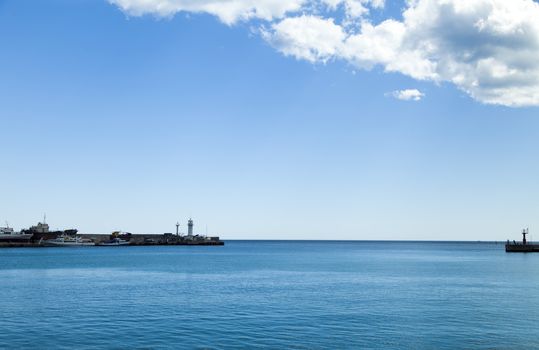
187, 218, 194, 237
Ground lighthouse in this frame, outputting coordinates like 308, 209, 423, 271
188, 218, 194, 237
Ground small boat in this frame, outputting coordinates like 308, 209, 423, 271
96, 238, 130, 246
42, 235, 94, 247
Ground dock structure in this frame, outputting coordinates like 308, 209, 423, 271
81, 233, 224, 246
505, 228, 539, 252
0, 219, 224, 248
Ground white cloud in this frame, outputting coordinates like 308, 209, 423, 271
390, 89, 425, 101
262, 15, 345, 63
107, 0, 306, 24
265, 0, 539, 106
321, 0, 385, 18
108, 0, 539, 107
391, 0, 539, 106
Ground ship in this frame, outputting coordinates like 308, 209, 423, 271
0, 223, 33, 242
21, 218, 78, 242
505, 228, 539, 252
41, 235, 95, 247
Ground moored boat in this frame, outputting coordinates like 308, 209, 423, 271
42, 235, 94, 247
96, 238, 130, 246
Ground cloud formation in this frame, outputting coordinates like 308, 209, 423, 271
262, 16, 345, 63
109, 0, 539, 107
390, 89, 425, 101
108, 0, 306, 24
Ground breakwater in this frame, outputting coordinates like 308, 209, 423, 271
83, 233, 224, 246
0, 233, 224, 248
0, 219, 224, 247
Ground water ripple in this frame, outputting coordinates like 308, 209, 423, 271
0, 242, 537, 349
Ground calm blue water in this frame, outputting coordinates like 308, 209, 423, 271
1, 241, 538, 349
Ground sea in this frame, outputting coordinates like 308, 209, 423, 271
1, 241, 538, 349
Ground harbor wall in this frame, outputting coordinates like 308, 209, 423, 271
0, 233, 224, 248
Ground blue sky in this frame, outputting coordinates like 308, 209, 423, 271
2, 0, 539, 240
